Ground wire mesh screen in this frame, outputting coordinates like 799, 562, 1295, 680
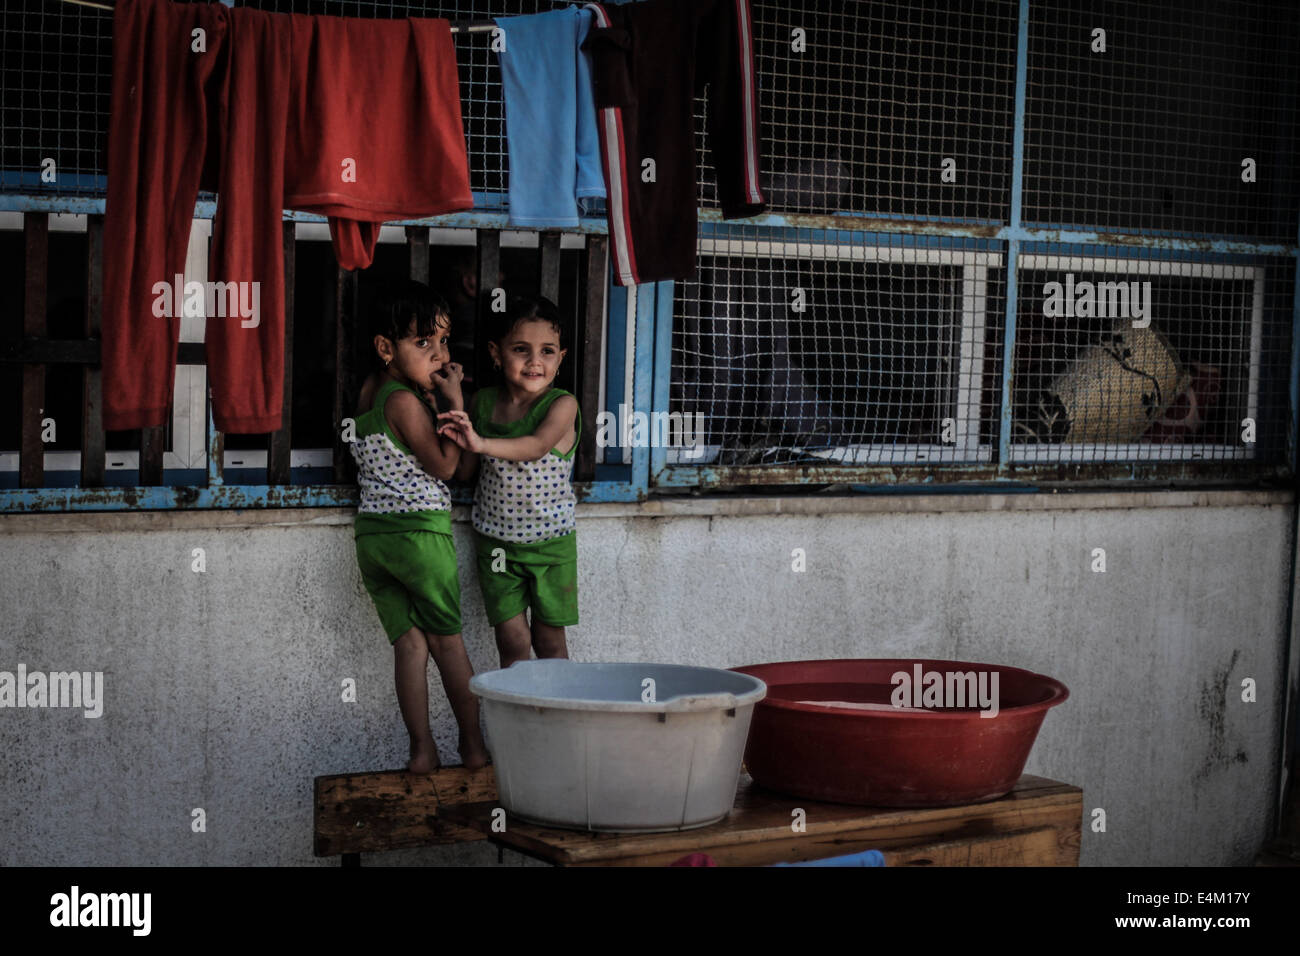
1024, 0, 1300, 240
699, 0, 1018, 223
0, 0, 576, 198
1012, 251, 1292, 463
0, 0, 113, 192
2, 0, 1021, 213
669, 225, 1005, 466
673, 0, 1296, 478
3, 0, 1297, 485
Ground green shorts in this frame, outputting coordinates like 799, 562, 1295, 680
474, 530, 578, 627
355, 530, 461, 643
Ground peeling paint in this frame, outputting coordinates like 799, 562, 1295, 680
2, 479, 655, 513
658, 459, 1287, 490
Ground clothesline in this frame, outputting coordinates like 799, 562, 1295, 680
56, 0, 501, 32
94, 0, 763, 430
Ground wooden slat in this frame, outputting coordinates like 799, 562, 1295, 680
587, 822, 1074, 869
268, 222, 295, 484
176, 342, 204, 365
0, 339, 96, 364
139, 425, 164, 485
406, 226, 429, 284
475, 230, 501, 388
313, 766, 497, 856
881, 826, 1061, 867
438, 773, 1084, 867
21, 213, 48, 489
576, 235, 607, 482
332, 266, 359, 484
4, 343, 203, 367
81, 214, 105, 486
538, 231, 561, 303
131, 214, 174, 485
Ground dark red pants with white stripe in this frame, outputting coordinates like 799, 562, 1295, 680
581, 0, 766, 286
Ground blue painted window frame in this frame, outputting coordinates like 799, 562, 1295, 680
0, 196, 646, 509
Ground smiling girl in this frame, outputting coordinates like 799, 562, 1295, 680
437, 296, 582, 669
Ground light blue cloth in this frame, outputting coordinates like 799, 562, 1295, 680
495, 8, 606, 227
771, 849, 887, 867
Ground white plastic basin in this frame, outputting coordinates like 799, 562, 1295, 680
469, 660, 767, 832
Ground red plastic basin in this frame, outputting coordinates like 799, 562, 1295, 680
731, 659, 1069, 807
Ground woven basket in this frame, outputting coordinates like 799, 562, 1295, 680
1023, 323, 1189, 443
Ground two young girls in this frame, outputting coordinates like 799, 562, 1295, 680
351, 282, 579, 772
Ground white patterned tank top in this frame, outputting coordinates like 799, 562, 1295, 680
350, 377, 452, 536
470, 386, 581, 544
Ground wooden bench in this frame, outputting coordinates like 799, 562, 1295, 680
313, 765, 497, 867
439, 773, 1081, 866
315, 767, 1081, 867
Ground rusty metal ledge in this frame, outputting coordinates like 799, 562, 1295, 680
597, 488, 1293, 519
0, 488, 1291, 536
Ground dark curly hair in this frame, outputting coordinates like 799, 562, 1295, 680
364, 279, 452, 371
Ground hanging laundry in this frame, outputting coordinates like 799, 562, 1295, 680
581, 0, 767, 286
202, 2, 292, 434
102, 0, 230, 432
282, 12, 474, 267
102, 0, 473, 434
494, 8, 605, 228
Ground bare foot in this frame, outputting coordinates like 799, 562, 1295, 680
459, 733, 491, 770
408, 740, 441, 774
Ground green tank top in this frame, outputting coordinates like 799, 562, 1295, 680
469, 386, 581, 544
350, 377, 452, 537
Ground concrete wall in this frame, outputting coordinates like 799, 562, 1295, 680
0, 489, 1291, 866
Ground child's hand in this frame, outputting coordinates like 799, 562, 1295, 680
430, 363, 465, 402
437, 410, 485, 453
437, 420, 476, 451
